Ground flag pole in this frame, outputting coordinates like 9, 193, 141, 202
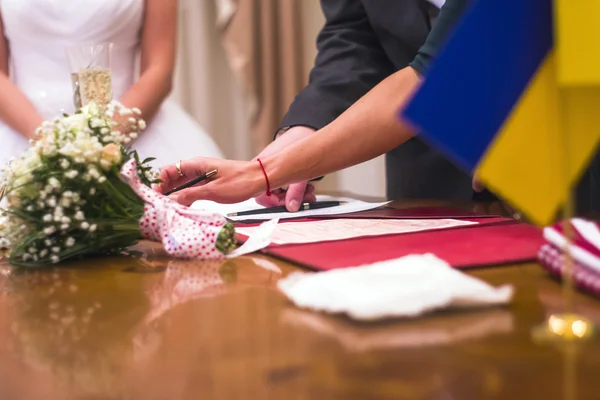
531, 85, 593, 400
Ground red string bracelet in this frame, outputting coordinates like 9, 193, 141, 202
256, 158, 271, 196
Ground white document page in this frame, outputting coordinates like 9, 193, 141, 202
236, 218, 478, 245
191, 195, 390, 222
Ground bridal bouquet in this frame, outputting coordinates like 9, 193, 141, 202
0, 102, 238, 267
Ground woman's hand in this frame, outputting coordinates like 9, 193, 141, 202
154, 158, 268, 206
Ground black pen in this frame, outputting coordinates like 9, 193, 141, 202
164, 169, 218, 196
227, 201, 346, 217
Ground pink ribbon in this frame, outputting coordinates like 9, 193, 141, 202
120, 159, 228, 260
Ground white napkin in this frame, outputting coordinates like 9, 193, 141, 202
277, 254, 513, 321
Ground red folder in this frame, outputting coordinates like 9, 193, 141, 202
311, 206, 502, 220
255, 221, 544, 270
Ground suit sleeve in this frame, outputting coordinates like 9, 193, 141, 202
279, 0, 396, 131
409, 0, 470, 75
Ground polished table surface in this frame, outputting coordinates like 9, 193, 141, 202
1, 200, 600, 400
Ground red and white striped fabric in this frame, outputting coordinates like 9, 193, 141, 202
537, 218, 600, 295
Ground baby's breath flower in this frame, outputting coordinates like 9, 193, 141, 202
60, 159, 70, 169
44, 226, 56, 236
44, 239, 53, 247
59, 198, 71, 208
89, 187, 96, 195
65, 170, 78, 179
51, 246, 60, 253
65, 237, 75, 247
48, 177, 61, 190
98, 176, 107, 183
43, 214, 52, 222
47, 197, 57, 207
60, 223, 69, 230
50, 255, 60, 263
90, 118, 106, 128
138, 120, 146, 130
89, 224, 97, 232
74, 211, 85, 221
39, 249, 48, 258
80, 222, 90, 230
88, 168, 100, 179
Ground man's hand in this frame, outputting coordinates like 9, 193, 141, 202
254, 126, 317, 211
472, 175, 485, 193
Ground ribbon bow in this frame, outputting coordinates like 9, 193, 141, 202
120, 159, 227, 260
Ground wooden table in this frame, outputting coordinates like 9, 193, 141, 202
1, 200, 600, 400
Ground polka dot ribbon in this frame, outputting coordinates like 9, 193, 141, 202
120, 159, 228, 260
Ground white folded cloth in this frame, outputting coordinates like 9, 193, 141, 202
278, 254, 513, 321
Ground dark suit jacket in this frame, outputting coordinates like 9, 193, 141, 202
279, 0, 474, 200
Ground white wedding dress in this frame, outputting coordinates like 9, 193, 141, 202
0, 0, 223, 169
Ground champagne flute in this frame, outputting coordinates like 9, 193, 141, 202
67, 43, 114, 111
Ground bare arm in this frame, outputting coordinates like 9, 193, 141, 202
119, 0, 177, 126
263, 67, 421, 188
0, 12, 44, 139
157, 67, 422, 205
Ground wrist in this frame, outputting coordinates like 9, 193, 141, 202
252, 156, 284, 197
248, 159, 270, 197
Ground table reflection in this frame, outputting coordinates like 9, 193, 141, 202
0, 255, 282, 400
281, 307, 514, 353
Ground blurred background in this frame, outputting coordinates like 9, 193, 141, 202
170, 0, 386, 199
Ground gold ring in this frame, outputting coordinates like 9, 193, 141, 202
175, 160, 184, 177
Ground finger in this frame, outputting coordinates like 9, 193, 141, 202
285, 181, 308, 212
299, 184, 316, 203
303, 192, 317, 203
488, 201, 505, 216
472, 177, 485, 193
255, 189, 286, 208
171, 184, 214, 206
472, 203, 486, 215
156, 158, 211, 193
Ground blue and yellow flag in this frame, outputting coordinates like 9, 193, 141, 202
402, 0, 600, 226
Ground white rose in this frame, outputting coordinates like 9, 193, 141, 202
63, 113, 89, 132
